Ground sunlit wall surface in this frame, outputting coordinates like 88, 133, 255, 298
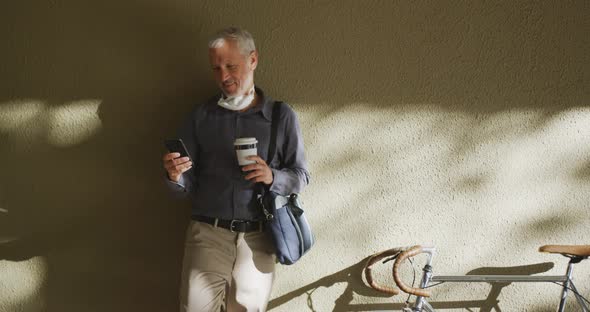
0, 99, 102, 147
1, 1, 588, 311
0, 257, 47, 312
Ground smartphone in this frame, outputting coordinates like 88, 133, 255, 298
164, 138, 192, 162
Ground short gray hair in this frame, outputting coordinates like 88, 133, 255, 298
208, 27, 256, 56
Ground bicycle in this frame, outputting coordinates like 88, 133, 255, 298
364, 244, 590, 311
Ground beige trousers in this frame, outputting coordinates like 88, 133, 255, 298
179, 221, 276, 312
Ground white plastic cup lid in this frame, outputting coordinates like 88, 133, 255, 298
234, 137, 258, 146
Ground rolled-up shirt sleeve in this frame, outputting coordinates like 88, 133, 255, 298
269, 105, 310, 195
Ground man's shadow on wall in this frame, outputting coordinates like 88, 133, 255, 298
0, 1, 215, 311
269, 256, 554, 311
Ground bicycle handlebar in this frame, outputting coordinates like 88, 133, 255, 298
363, 248, 403, 295
392, 245, 432, 298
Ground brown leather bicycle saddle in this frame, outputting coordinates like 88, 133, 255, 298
539, 245, 590, 257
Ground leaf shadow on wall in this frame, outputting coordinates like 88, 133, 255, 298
258, 1, 587, 114
575, 161, 590, 180
0, 1, 215, 311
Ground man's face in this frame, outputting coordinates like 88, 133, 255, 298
209, 40, 258, 97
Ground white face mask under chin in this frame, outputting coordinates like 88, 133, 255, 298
217, 86, 255, 111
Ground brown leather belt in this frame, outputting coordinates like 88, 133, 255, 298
192, 215, 264, 233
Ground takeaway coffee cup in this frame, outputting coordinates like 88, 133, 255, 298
234, 137, 258, 166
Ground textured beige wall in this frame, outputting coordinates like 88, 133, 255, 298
1, 1, 588, 311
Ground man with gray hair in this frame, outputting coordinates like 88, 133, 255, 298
163, 27, 310, 311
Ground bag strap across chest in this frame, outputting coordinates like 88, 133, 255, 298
266, 101, 282, 165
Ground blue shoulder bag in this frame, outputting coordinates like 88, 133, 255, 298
260, 102, 314, 265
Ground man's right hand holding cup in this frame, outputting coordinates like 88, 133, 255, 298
163, 153, 192, 183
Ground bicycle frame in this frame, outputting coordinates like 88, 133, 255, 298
406, 247, 589, 312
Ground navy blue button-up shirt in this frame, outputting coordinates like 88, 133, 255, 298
166, 87, 310, 220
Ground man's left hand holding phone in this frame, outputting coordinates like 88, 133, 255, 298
163, 138, 193, 183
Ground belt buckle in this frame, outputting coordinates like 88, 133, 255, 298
230, 219, 244, 233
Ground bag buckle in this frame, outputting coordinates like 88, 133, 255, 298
230, 219, 243, 232
259, 196, 274, 221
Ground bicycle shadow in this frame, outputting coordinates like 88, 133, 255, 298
268, 259, 554, 311
461, 262, 555, 312
268, 256, 405, 311
417, 262, 556, 312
